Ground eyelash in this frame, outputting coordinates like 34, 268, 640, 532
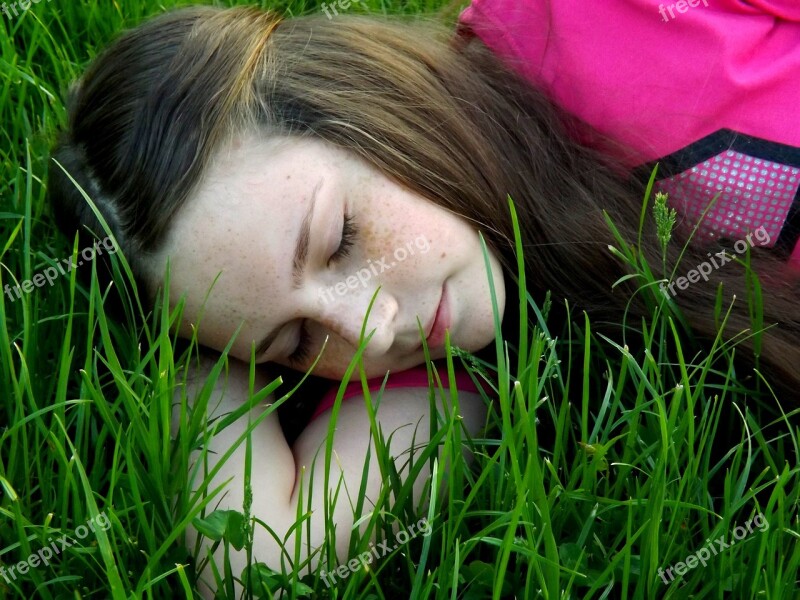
287, 323, 311, 365
329, 213, 357, 264
289, 213, 358, 364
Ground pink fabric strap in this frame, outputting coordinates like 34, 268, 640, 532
311, 363, 485, 421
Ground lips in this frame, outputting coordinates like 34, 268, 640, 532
425, 284, 450, 348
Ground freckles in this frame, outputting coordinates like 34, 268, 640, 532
360, 220, 378, 249
379, 238, 398, 260
359, 217, 391, 258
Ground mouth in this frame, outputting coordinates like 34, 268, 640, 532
424, 282, 450, 349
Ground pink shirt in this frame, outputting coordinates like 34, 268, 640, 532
459, 0, 800, 264
313, 1, 800, 419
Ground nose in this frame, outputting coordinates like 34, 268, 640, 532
316, 284, 398, 356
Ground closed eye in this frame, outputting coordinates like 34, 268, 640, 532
328, 213, 357, 264
287, 321, 312, 365
289, 213, 357, 363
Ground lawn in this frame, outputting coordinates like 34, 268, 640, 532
1, 1, 798, 599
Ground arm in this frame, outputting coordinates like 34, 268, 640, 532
179, 355, 487, 596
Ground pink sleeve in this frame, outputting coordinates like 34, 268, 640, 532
311, 363, 486, 421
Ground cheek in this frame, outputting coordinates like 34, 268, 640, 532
309, 350, 398, 381
358, 212, 454, 270
359, 214, 407, 260
308, 342, 357, 378
307, 336, 398, 379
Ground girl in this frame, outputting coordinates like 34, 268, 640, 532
47, 1, 799, 593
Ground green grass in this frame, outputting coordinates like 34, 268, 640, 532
2, 1, 799, 599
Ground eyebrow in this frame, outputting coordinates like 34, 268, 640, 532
253, 180, 322, 358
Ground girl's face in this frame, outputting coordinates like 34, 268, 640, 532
152, 134, 505, 379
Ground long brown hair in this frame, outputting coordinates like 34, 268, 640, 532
48, 6, 800, 398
